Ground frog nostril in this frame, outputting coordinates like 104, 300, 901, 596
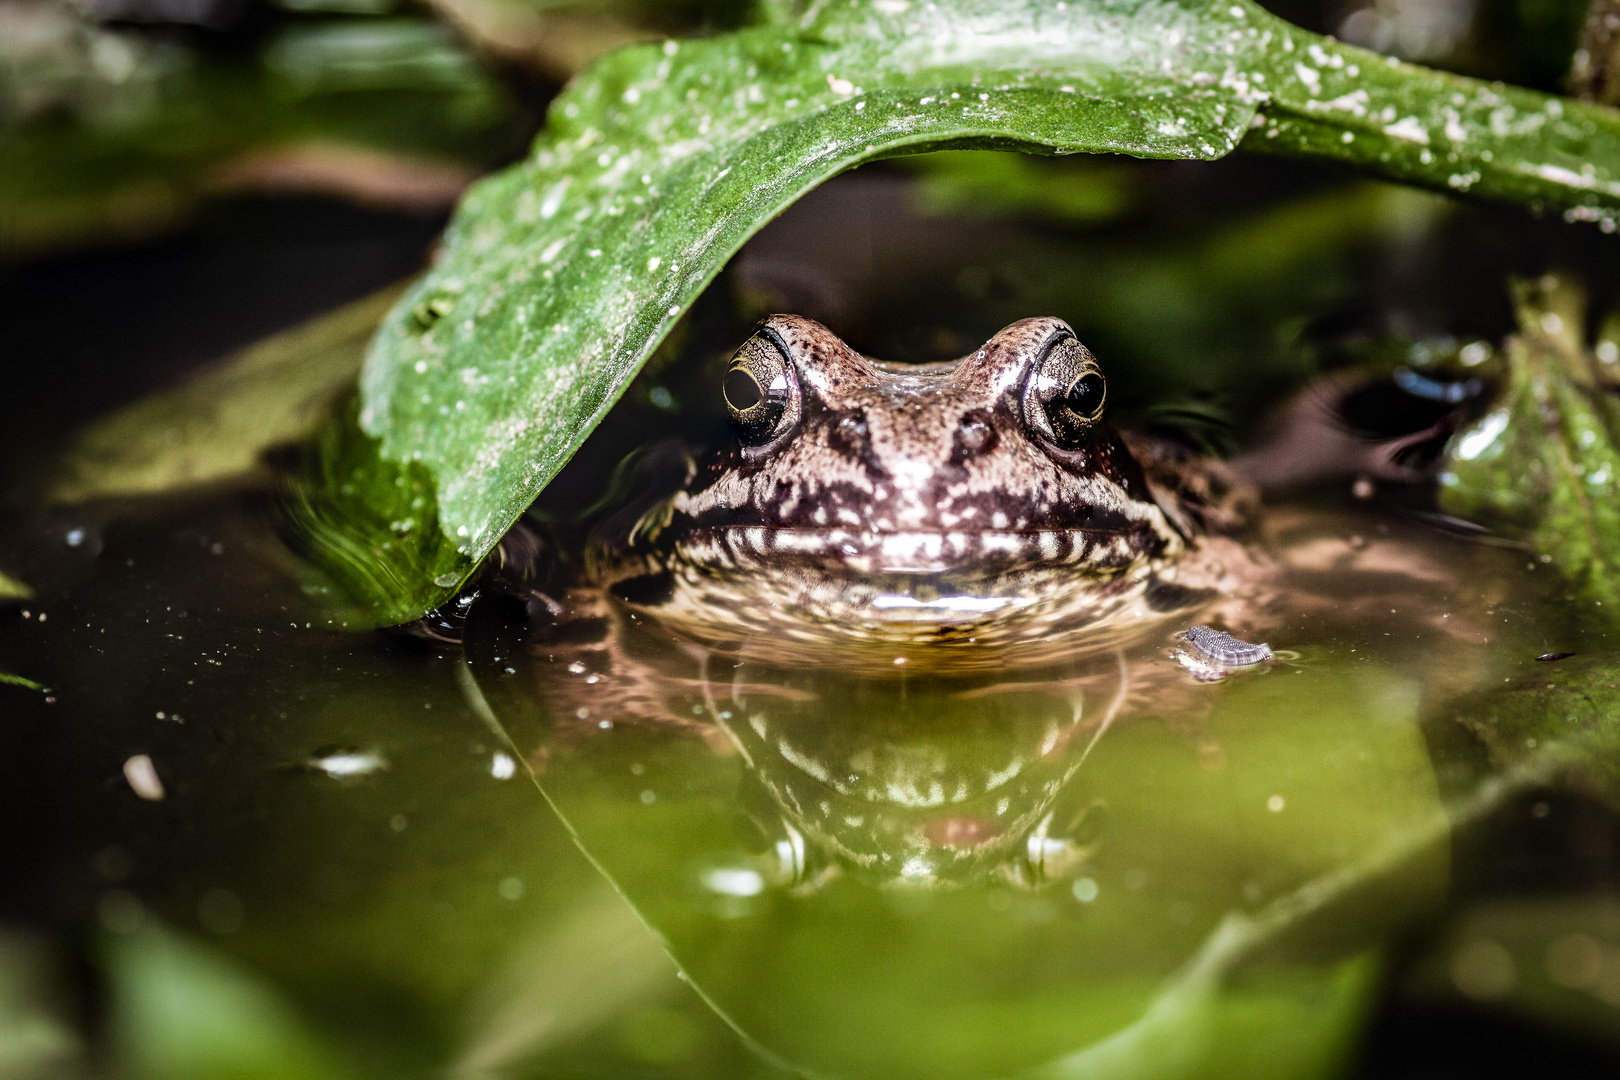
831, 413, 870, 453
954, 415, 996, 458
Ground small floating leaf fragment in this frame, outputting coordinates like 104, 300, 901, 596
123, 754, 165, 801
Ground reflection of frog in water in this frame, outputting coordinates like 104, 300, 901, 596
479, 316, 1512, 884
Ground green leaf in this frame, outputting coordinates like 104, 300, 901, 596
492, 649, 1446, 1080
283, 396, 478, 627
48, 286, 404, 504
0, 570, 32, 602
1444, 652, 1620, 797
361, 0, 1266, 559
1243, 52, 1620, 226
0, 672, 45, 691
109, 926, 354, 1080
1373, 654, 1620, 1057
1438, 274, 1620, 618
317, 0, 1620, 622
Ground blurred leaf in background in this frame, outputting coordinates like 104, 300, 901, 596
109, 926, 354, 1080
1439, 273, 1620, 622
0, 930, 84, 1080
0, 0, 527, 255
44, 282, 400, 503
901, 150, 1135, 227
931, 180, 1449, 416
427, 0, 756, 84
1384, 654, 1620, 1058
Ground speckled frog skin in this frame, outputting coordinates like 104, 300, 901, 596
575, 314, 1255, 673
503, 316, 1508, 882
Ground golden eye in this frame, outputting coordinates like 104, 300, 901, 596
1061, 372, 1106, 424
723, 367, 764, 412
724, 331, 797, 446
1021, 334, 1106, 447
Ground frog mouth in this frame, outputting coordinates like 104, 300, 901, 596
868, 593, 1016, 613
622, 521, 1193, 668
680, 524, 1163, 577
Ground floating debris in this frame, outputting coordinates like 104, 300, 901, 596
303, 746, 388, 779
1172, 650, 1229, 683
1172, 626, 1275, 683
123, 754, 165, 800
1182, 625, 1274, 666
702, 867, 765, 897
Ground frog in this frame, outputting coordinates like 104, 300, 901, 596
542, 314, 1263, 676
466, 315, 1513, 885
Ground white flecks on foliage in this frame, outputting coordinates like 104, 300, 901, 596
1382, 116, 1429, 144
352, 0, 1620, 569
1308, 88, 1369, 117
1526, 163, 1620, 198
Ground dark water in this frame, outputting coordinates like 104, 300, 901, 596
8, 177, 1620, 1079
2, 468, 1611, 1079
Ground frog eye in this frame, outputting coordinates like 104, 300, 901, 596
724, 331, 797, 446
1021, 334, 1106, 447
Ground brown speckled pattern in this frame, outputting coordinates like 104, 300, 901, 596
683, 315, 1173, 544
589, 315, 1246, 671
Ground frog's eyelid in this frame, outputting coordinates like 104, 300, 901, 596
1021, 330, 1107, 447
1033, 327, 1077, 365
727, 325, 802, 450
756, 325, 796, 366
747, 327, 800, 403
1018, 329, 1076, 401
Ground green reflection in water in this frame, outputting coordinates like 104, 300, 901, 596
0, 485, 1596, 1078
464, 525, 1503, 1080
